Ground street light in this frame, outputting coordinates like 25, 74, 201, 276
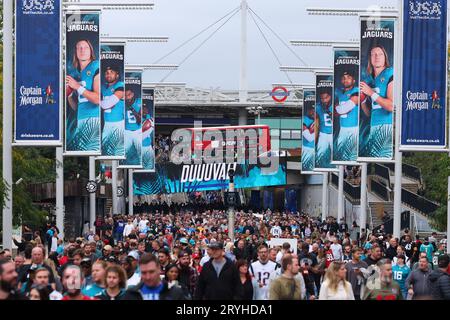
246, 105, 268, 125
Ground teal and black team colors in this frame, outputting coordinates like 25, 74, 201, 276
332, 49, 360, 164
301, 89, 316, 173
315, 74, 337, 171
15, 0, 61, 145
358, 18, 395, 161
65, 12, 101, 155
119, 71, 143, 168
99, 43, 126, 159
401, 0, 448, 151
136, 88, 155, 172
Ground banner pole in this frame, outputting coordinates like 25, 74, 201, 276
128, 169, 134, 216
337, 165, 344, 222
56, 147, 65, 239
321, 173, 329, 221
2, 0, 14, 250
360, 163, 368, 235
112, 161, 118, 215
393, 0, 403, 239
239, 0, 248, 104
89, 157, 96, 229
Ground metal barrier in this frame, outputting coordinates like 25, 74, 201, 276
402, 188, 439, 215
371, 179, 389, 201
374, 163, 391, 182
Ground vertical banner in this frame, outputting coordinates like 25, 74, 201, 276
332, 48, 360, 164
119, 70, 143, 168
15, 0, 61, 145
358, 18, 395, 161
301, 89, 317, 174
65, 12, 101, 155
98, 43, 126, 159
401, 0, 448, 151
135, 87, 155, 172
314, 74, 337, 171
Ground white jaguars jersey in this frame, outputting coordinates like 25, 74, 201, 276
250, 260, 279, 300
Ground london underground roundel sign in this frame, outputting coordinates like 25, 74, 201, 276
271, 87, 289, 103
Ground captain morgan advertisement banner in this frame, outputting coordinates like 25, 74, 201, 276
119, 71, 143, 169
65, 12, 101, 155
301, 89, 317, 173
401, 0, 448, 151
332, 48, 360, 164
358, 18, 395, 161
98, 43, 126, 159
15, 0, 61, 145
314, 74, 337, 172
135, 88, 156, 172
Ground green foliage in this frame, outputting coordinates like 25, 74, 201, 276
404, 153, 450, 231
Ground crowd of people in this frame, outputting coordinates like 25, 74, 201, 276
1, 208, 449, 300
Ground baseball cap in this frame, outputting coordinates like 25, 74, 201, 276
180, 238, 189, 245
208, 242, 224, 250
127, 250, 140, 260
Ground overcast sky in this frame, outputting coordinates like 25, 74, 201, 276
93, 0, 399, 90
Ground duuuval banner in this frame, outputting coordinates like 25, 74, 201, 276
332, 48, 360, 164
401, 0, 448, 151
15, 0, 61, 145
358, 18, 395, 161
98, 43, 126, 160
135, 88, 156, 172
301, 89, 317, 174
65, 12, 101, 155
119, 71, 143, 169
314, 73, 337, 172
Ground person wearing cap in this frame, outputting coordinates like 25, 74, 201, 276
178, 250, 198, 297
102, 245, 113, 261
429, 254, 450, 300
392, 254, 411, 299
121, 253, 140, 288
195, 242, 243, 300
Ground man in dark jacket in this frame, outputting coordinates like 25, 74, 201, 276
406, 256, 432, 299
195, 242, 243, 300
123, 253, 186, 300
429, 254, 450, 300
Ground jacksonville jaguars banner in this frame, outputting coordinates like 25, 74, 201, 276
65, 12, 101, 155
135, 87, 156, 172
119, 70, 143, 169
97, 43, 126, 160
301, 89, 317, 174
332, 48, 360, 164
358, 18, 395, 161
15, 0, 61, 146
314, 74, 337, 172
133, 160, 287, 195
401, 0, 448, 151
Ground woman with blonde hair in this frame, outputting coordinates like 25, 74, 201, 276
319, 261, 355, 300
